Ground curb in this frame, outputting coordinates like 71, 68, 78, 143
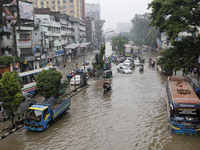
69, 84, 90, 98
0, 124, 23, 140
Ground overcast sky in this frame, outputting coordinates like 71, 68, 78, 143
85, 0, 152, 30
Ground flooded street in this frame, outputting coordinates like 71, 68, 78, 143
1, 42, 200, 150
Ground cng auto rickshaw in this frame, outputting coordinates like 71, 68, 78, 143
102, 70, 113, 79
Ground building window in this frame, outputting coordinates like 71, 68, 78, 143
58, 6, 60, 10
52, 1, 54, 4
7, 35, 10, 39
63, 0, 66, 4
63, 6, 66, 9
41, 2, 44, 5
52, 6, 55, 9
70, 0, 73, 3
70, 10, 74, 14
20, 34, 30, 39
47, 2, 49, 5
70, 5, 73, 9
57, 0, 60, 4
34, 2, 36, 5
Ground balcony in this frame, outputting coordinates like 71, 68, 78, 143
17, 39, 32, 48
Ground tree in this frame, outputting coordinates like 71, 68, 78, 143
92, 44, 106, 70
0, 56, 13, 65
36, 68, 63, 98
157, 36, 200, 71
130, 13, 160, 47
0, 71, 24, 127
148, 0, 200, 72
148, 0, 200, 40
95, 20, 105, 45
112, 36, 129, 54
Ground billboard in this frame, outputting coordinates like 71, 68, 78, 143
18, 1, 34, 20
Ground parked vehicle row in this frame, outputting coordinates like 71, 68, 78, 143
0, 93, 36, 121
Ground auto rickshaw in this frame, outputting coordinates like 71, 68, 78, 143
103, 81, 111, 94
102, 70, 113, 79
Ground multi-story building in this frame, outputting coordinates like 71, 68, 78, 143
27, 0, 85, 22
0, 0, 35, 72
33, 8, 86, 65
117, 22, 131, 33
85, 16, 95, 43
85, 3, 100, 21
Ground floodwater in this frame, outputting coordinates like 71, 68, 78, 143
1, 42, 200, 150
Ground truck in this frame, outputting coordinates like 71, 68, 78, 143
24, 96, 71, 131
125, 44, 132, 57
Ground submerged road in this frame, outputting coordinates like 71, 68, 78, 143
0, 42, 200, 150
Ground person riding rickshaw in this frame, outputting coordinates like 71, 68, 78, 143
103, 81, 111, 94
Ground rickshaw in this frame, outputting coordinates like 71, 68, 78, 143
103, 81, 111, 94
67, 74, 72, 81
139, 64, 144, 71
102, 70, 113, 79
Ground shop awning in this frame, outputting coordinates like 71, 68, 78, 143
64, 43, 80, 49
80, 42, 91, 48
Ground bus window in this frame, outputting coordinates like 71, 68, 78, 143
23, 77, 28, 84
30, 74, 35, 81
33, 73, 37, 80
27, 75, 32, 83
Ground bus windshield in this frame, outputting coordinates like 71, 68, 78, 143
173, 108, 200, 122
26, 109, 42, 122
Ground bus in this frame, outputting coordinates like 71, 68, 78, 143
132, 46, 139, 54
19, 67, 50, 95
166, 76, 200, 136
125, 44, 132, 57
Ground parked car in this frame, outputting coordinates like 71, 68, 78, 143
117, 66, 132, 74
70, 75, 81, 85
124, 60, 132, 66
134, 60, 140, 66
0, 93, 35, 121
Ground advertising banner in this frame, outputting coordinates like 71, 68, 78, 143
18, 1, 34, 20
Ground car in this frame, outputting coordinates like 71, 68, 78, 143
117, 66, 132, 74
134, 60, 140, 66
70, 75, 81, 85
126, 57, 134, 62
0, 93, 36, 121
111, 53, 117, 58
117, 63, 124, 70
124, 60, 132, 66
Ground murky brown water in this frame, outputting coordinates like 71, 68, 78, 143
1, 42, 200, 150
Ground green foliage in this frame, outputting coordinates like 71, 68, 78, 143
157, 36, 200, 71
92, 44, 105, 70
0, 56, 13, 65
130, 13, 160, 46
95, 20, 105, 44
112, 36, 129, 54
148, 0, 200, 40
36, 68, 63, 97
0, 71, 24, 126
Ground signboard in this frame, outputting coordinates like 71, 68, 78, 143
18, 1, 34, 20
34, 53, 40, 57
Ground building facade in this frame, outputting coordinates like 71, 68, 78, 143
85, 16, 95, 43
0, 0, 35, 72
85, 3, 100, 21
27, 0, 85, 22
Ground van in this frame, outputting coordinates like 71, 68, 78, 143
0, 93, 35, 121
